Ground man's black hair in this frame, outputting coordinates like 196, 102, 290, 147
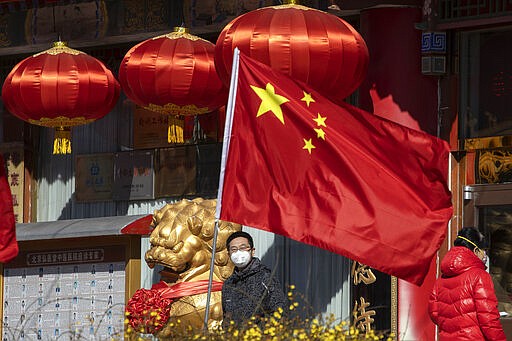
226, 231, 254, 249
454, 226, 488, 250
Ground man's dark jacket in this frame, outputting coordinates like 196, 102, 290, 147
221, 257, 285, 328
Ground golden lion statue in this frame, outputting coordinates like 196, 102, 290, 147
142, 198, 241, 338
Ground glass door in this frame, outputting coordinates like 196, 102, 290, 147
464, 184, 512, 315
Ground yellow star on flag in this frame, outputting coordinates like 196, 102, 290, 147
314, 128, 326, 140
251, 83, 290, 124
301, 92, 315, 107
313, 113, 327, 127
303, 138, 316, 154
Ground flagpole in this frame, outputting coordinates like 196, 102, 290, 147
203, 47, 241, 331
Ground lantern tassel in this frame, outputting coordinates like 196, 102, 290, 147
168, 115, 184, 144
53, 127, 72, 154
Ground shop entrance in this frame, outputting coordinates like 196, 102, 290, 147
464, 184, 512, 335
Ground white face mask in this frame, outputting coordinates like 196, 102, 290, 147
230, 250, 252, 268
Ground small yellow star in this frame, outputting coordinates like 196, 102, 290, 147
314, 128, 326, 140
313, 113, 327, 127
251, 83, 290, 124
301, 92, 315, 107
303, 138, 316, 154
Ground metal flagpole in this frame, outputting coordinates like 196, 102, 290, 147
203, 47, 241, 331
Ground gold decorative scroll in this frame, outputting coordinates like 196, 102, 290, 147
478, 150, 512, 184
352, 297, 376, 334
465, 136, 512, 150
351, 261, 376, 285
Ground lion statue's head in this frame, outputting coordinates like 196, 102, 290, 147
145, 198, 242, 283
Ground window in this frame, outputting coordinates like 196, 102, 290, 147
460, 29, 512, 139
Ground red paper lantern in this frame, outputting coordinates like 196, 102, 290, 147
2, 41, 120, 154
215, 4, 369, 102
119, 27, 227, 143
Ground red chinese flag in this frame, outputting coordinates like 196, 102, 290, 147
0, 155, 17, 263
219, 53, 453, 286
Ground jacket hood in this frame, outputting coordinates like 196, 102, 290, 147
440, 246, 486, 277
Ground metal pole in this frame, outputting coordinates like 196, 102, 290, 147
203, 48, 241, 331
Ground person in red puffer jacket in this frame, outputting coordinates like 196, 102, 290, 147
429, 227, 506, 340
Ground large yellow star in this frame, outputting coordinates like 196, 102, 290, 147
251, 83, 289, 124
313, 113, 327, 127
301, 92, 315, 107
303, 138, 316, 154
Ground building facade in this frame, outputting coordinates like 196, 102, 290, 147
0, 0, 511, 339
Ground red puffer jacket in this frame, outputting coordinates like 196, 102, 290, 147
429, 246, 506, 340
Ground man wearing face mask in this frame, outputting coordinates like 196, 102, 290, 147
428, 227, 506, 340
221, 231, 286, 329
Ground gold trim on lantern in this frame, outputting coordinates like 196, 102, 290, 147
145, 103, 210, 116
157, 31, 206, 43
29, 116, 95, 128
173, 26, 189, 34
271, 4, 312, 10
33, 41, 82, 57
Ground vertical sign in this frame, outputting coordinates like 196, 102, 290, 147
0, 144, 24, 223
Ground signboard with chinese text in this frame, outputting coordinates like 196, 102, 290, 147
75, 154, 114, 202
2, 245, 126, 340
0, 144, 24, 223
113, 150, 154, 201
133, 106, 195, 149
155, 146, 196, 197
133, 106, 170, 149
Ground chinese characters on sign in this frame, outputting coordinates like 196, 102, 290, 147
0, 145, 24, 223
27, 249, 104, 265
113, 150, 154, 200
3, 246, 126, 340
352, 261, 377, 286
133, 106, 170, 149
352, 297, 376, 333
75, 154, 114, 202
351, 261, 377, 334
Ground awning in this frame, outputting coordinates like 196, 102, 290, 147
16, 214, 153, 241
